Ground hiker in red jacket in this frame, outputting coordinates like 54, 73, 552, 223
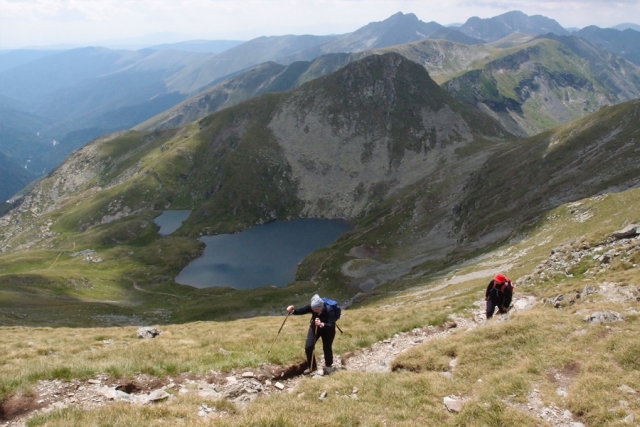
485, 273, 514, 319
287, 294, 337, 374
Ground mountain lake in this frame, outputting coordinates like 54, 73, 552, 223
154, 210, 191, 235
175, 218, 354, 289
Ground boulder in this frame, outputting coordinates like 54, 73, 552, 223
443, 396, 464, 412
584, 311, 625, 323
611, 224, 639, 239
147, 389, 170, 402
137, 327, 162, 339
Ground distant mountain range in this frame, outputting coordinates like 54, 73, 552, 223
457, 10, 569, 41
574, 26, 640, 65
610, 23, 640, 31
0, 49, 63, 73
443, 34, 640, 136
276, 12, 483, 63
0, 48, 217, 181
138, 33, 640, 139
146, 39, 245, 53
0, 10, 639, 202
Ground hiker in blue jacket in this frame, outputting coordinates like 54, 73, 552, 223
287, 294, 337, 374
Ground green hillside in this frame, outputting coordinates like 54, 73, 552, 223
444, 37, 640, 136
455, 100, 640, 241
1, 171, 638, 426
0, 57, 638, 330
0, 50, 639, 427
134, 54, 358, 132
138, 35, 640, 143
0, 53, 510, 326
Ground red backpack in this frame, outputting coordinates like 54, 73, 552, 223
492, 280, 513, 294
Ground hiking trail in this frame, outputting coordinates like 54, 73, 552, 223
1, 295, 588, 427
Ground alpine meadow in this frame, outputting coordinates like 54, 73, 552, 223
0, 10, 639, 427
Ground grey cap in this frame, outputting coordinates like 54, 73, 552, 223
310, 294, 324, 309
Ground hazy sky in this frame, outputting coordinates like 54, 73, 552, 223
1, 0, 639, 50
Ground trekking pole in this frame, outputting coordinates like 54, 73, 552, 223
310, 324, 318, 372
267, 312, 290, 355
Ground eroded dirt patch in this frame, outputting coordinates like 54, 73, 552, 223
0, 395, 42, 422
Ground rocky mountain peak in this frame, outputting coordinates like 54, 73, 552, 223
460, 10, 568, 42
267, 52, 506, 218
345, 12, 443, 50
387, 11, 419, 23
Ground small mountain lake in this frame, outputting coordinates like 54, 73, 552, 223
175, 218, 353, 289
154, 210, 191, 235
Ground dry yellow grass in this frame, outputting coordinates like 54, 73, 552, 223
3, 189, 640, 426
0, 302, 450, 399
6, 279, 638, 427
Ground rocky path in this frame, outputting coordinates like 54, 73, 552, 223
340, 316, 473, 373
2, 294, 592, 427
0, 297, 482, 426
3, 222, 638, 426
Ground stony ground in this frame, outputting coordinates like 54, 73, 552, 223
2, 228, 639, 426
0, 293, 590, 427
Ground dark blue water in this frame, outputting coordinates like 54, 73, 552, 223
154, 210, 191, 235
175, 218, 353, 289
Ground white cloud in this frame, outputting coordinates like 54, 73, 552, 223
0, 0, 638, 49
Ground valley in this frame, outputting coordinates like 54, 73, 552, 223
0, 8, 639, 427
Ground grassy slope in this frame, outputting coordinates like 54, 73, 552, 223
1, 95, 637, 331
455, 99, 640, 243
0, 66, 638, 427
1, 184, 638, 426
0, 40, 638, 427
0, 53, 515, 327
134, 53, 356, 132
444, 37, 638, 136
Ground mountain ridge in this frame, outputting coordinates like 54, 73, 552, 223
0, 53, 511, 294
3, 55, 639, 308
137, 33, 640, 140
574, 25, 640, 65
458, 10, 569, 41
1, 11, 639, 427
2, 10, 639, 199
443, 35, 640, 136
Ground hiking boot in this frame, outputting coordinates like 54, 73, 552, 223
303, 369, 311, 375
324, 367, 334, 375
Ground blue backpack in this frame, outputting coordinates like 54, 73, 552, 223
321, 297, 341, 320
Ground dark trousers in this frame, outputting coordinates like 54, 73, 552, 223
486, 295, 512, 318
305, 325, 335, 370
